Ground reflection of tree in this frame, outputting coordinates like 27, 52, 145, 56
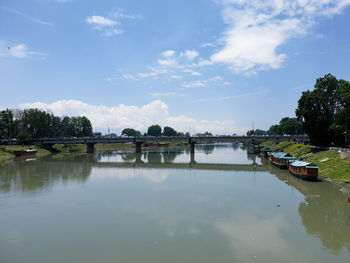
299, 183, 350, 254
162, 152, 178, 163
0, 155, 92, 193
269, 161, 350, 254
146, 152, 162, 163
197, 144, 215, 155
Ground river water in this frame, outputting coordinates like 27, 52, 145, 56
0, 143, 349, 263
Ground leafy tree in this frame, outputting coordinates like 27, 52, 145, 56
122, 128, 141, 137
247, 129, 266, 136
147, 125, 162, 136
296, 74, 344, 146
0, 109, 14, 139
162, 126, 177, 136
266, 124, 279, 135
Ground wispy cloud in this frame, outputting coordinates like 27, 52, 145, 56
0, 6, 53, 26
210, 0, 350, 73
0, 41, 47, 59
86, 7, 142, 37
195, 88, 268, 102
151, 92, 185, 97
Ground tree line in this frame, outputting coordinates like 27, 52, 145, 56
122, 125, 192, 137
0, 108, 92, 142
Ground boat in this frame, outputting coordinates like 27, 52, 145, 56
13, 148, 37, 157
259, 147, 274, 158
288, 160, 318, 180
271, 152, 295, 169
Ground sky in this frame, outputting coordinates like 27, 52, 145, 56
1, 0, 350, 135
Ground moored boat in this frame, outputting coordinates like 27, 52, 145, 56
288, 160, 318, 180
13, 148, 37, 157
259, 147, 274, 158
271, 152, 295, 169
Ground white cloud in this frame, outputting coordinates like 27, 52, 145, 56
183, 80, 207, 88
180, 49, 199, 60
19, 99, 244, 134
157, 58, 177, 67
162, 50, 176, 57
0, 41, 47, 59
211, 0, 350, 73
86, 15, 117, 29
86, 8, 142, 37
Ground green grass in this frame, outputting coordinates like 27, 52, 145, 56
261, 141, 350, 183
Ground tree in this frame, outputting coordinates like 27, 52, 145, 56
147, 125, 162, 136
162, 126, 177, 136
296, 74, 344, 146
0, 109, 14, 139
122, 128, 141, 137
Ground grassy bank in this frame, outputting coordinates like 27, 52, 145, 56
261, 141, 350, 183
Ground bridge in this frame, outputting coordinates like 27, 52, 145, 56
1, 135, 309, 154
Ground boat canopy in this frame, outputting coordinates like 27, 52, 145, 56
272, 152, 294, 159
261, 147, 274, 152
290, 160, 318, 168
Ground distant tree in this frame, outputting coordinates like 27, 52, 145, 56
60, 116, 71, 137
122, 128, 141, 137
69, 116, 92, 137
204, 131, 213, 136
177, 132, 185, 136
0, 109, 14, 139
163, 126, 177, 136
185, 132, 190, 137
147, 125, 162, 136
278, 117, 304, 135
247, 129, 265, 136
23, 109, 50, 138
266, 125, 280, 135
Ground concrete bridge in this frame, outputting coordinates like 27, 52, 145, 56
1, 135, 309, 154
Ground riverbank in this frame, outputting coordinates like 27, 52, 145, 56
260, 141, 350, 184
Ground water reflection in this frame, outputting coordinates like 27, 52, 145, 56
0, 155, 92, 193
263, 157, 350, 254
0, 145, 349, 261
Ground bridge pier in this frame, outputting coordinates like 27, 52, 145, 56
86, 143, 95, 154
135, 142, 143, 154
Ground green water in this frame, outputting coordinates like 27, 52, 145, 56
0, 143, 349, 263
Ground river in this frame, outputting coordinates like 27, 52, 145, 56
0, 143, 349, 263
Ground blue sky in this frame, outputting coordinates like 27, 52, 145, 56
1, 0, 350, 134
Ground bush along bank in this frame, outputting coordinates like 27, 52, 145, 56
260, 141, 350, 184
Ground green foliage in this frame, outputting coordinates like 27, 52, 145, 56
162, 126, 177, 136
247, 129, 266, 136
147, 125, 162, 136
0, 108, 93, 140
266, 118, 304, 135
122, 128, 141, 137
0, 109, 14, 139
296, 73, 350, 146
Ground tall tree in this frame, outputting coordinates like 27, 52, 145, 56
0, 109, 14, 139
296, 74, 347, 146
147, 125, 162, 136
162, 126, 177, 136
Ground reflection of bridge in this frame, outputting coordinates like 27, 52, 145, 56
1, 135, 309, 154
93, 160, 269, 172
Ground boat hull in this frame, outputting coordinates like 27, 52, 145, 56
288, 169, 318, 181
13, 150, 37, 157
